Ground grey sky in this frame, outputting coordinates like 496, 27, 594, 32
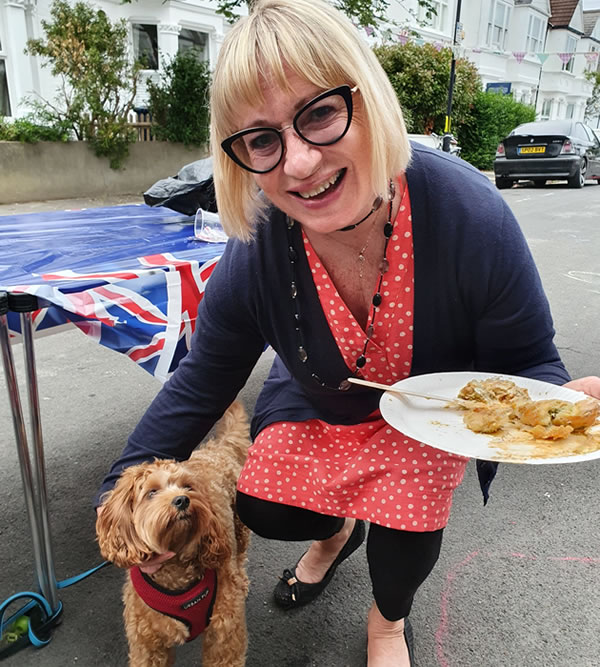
583, 0, 600, 10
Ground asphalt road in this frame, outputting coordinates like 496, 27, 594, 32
1, 179, 600, 667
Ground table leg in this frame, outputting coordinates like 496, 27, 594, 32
0, 304, 60, 612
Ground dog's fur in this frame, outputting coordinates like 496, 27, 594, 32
96, 401, 251, 667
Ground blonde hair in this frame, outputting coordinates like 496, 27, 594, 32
210, 0, 411, 241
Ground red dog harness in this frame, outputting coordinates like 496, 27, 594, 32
130, 566, 217, 642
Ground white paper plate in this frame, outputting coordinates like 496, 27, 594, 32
379, 371, 600, 464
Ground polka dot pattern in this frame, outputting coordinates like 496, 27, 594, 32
237, 184, 469, 531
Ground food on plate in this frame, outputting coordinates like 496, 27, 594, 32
457, 378, 530, 405
455, 378, 600, 441
462, 404, 512, 434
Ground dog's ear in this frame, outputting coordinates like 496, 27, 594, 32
96, 466, 154, 568
195, 505, 233, 569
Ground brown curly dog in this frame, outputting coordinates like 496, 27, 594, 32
96, 401, 251, 667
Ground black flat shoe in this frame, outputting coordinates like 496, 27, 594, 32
404, 617, 415, 666
273, 519, 366, 610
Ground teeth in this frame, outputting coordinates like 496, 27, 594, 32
299, 171, 341, 199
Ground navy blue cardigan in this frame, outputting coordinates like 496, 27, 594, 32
96, 145, 570, 506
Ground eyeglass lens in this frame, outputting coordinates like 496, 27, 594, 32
229, 90, 351, 173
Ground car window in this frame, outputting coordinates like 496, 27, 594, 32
574, 123, 591, 142
512, 121, 572, 136
582, 124, 600, 145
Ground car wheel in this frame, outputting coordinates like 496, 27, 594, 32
495, 177, 513, 190
567, 159, 586, 188
533, 180, 546, 188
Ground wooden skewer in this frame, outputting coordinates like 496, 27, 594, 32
347, 377, 457, 404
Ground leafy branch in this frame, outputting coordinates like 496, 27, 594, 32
25, 0, 141, 168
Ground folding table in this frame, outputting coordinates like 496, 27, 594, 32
0, 204, 225, 646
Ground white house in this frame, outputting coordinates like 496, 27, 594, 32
0, 0, 235, 118
382, 0, 600, 122
1, 0, 599, 124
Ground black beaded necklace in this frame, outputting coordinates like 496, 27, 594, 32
285, 179, 396, 391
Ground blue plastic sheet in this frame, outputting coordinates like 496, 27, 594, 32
1, 205, 225, 380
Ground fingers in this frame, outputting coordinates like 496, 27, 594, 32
564, 376, 600, 400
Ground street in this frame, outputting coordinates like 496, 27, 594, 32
1, 180, 600, 667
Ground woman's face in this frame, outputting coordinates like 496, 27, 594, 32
235, 71, 374, 235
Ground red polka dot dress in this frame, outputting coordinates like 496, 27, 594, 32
237, 184, 469, 531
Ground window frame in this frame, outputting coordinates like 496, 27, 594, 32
486, 0, 512, 51
525, 13, 545, 54
540, 98, 552, 120
0, 29, 11, 117
418, 0, 449, 32
132, 23, 159, 71
562, 35, 577, 73
177, 28, 209, 63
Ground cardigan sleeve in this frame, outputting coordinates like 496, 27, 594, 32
95, 239, 266, 506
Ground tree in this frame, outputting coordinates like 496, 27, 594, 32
459, 91, 536, 170
215, 0, 437, 29
373, 42, 481, 134
585, 70, 600, 121
25, 0, 141, 168
147, 50, 211, 146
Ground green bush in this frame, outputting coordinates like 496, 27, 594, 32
374, 42, 481, 134
147, 50, 211, 146
0, 116, 70, 143
458, 91, 536, 170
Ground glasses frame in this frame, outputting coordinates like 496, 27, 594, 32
221, 84, 358, 174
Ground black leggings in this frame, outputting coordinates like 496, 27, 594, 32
236, 491, 443, 621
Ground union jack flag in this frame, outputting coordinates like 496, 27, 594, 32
7, 251, 221, 382
2, 204, 226, 381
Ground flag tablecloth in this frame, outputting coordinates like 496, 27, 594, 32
1, 204, 224, 381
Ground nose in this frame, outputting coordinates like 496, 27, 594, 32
281, 128, 321, 179
172, 495, 190, 511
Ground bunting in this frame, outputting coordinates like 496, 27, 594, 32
358, 24, 600, 71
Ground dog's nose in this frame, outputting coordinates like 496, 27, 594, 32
172, 495, 190, 511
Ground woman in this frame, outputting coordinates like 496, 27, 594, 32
97, 1, 600, 664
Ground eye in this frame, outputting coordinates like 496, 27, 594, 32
307, 103, 336, 122
183, 485, 193, 492
147, 489, 157, 499
247, 131, 278, 153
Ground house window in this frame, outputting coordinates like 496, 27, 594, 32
525, 14, 545, 53
562, 35, 577, 73
0, 33, 10, 117
487, 0, 512, 51
418, 0, 448, 32
133, 24, 159, 70
541, 98, 552, 120
566, 103, 574, 119
587, 45, 598, 72
178, 29, 209, 62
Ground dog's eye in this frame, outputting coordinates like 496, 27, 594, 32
183, 485, 193, 491
147, 489, 157, 498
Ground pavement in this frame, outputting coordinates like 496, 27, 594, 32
0, 194, 143, 217
1, 185, 600, 667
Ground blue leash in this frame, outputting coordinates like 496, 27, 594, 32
0, 561, 110, 650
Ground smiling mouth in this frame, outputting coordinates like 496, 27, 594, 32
295, 169, 345, 200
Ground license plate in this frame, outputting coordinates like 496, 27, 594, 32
519, 146, 545, 154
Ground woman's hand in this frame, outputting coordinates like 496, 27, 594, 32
96, 504, 175, 573
563, 376, 600, 399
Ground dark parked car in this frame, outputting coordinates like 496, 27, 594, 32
493, 119, 600, 189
